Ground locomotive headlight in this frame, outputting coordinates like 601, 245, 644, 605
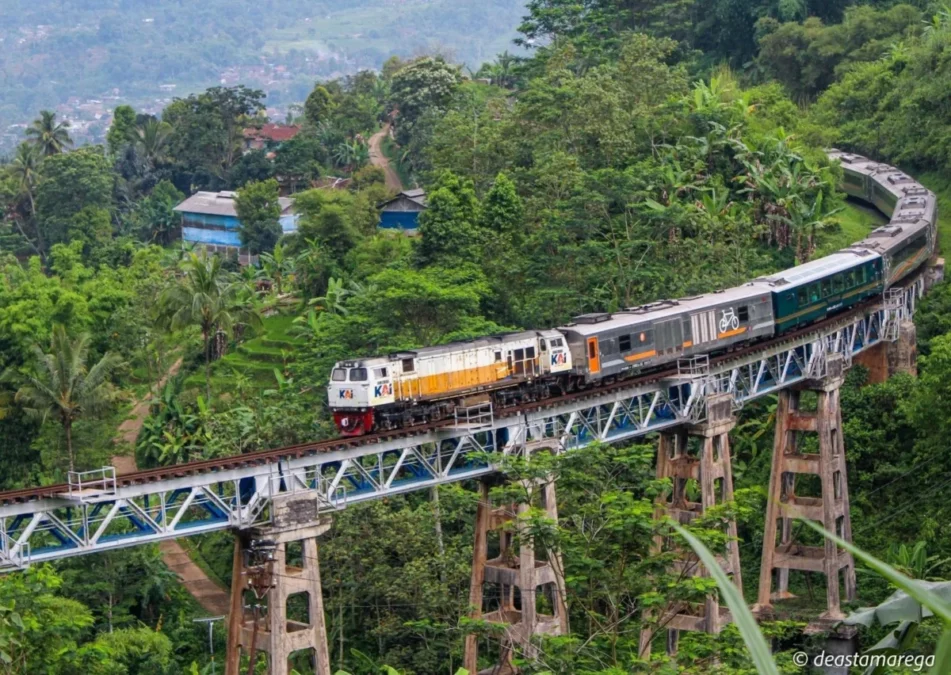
342, 418, 349, 427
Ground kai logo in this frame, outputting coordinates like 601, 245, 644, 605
374, 383, 393, 398
338, 389, 354, 400
551, 352, 567, 366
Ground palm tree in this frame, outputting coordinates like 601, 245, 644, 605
159, 253, 262, 401
136, 118, 171, 166
25, 110, 73, 156
6, 143, 44, 257
14, 325, 123, 472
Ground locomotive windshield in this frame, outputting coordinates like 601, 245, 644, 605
331, 368, 347, 381
349, 368, 368, 382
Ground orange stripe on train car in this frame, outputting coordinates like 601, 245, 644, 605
408, 361, 531, 399
623, 349, 657, 362
717, 326, 748, 339
682, 340, 693, 348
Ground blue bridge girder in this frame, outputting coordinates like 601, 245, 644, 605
0, 275, 925, 572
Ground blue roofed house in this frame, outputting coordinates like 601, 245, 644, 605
174, 191, 298, 262
378, 189, 427, 234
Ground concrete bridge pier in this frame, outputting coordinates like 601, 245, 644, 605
225, 496, 333, 675
756, 355, 856, 623
463, 478, 568, 675
853, 319, 917, 384
638, 393, 742, 659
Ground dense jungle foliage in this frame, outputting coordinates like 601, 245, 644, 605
3, 0, 951, 673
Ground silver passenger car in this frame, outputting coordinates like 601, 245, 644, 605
559, 284, 775, 381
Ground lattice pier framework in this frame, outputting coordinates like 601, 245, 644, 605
638, 393, 742, 658
464, 479, 569, 675
225, 498, 333, 675
756, 355, 857, 621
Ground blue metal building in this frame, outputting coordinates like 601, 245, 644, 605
174, 191, 299, 255
378, 189, 427, 234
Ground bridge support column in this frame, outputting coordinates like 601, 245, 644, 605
638, 393, 741, 659
853, 320, 917, 384
756, 361, 856, 623
225, 512, 332, 675
463, 479, 568, 675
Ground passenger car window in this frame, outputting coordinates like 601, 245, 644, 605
737, 306, 749, 322
821, 280, 832, 297
350, 368, 368, 382
809, 284, 820, 302
832, 276, 844, 293
619, 334, 632, 351
797, 288, 808, 305
332, 368, 347, 382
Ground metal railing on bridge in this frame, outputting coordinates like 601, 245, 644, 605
0, 276, 926, 572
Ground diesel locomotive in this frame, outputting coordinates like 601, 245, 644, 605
328, 151, 937, 436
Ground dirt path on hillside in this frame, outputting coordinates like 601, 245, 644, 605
111, 358, 231, 617
369, 123, 404, 192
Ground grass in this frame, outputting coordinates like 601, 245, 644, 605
183, 312, 305, 392
814, 200, 888, 258
914, 171, 951, 255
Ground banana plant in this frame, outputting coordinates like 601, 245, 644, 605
675, 520, 951, 674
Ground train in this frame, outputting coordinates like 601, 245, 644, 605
327, 151, 938, 436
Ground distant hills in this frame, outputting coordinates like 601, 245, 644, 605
0, 0, 527, 151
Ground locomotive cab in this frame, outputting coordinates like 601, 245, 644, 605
328, 358, 397, 435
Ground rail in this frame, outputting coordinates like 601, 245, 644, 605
0, 274, 926, 571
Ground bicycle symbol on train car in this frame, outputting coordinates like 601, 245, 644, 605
719, 308, 740, 334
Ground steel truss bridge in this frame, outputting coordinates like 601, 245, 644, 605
0, 277, 926, 573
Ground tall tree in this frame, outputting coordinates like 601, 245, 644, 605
25, 110, 73, 157
6, 143, 45, 257
389, 58, 462, 146
106, 105, 138, 156
416, 170, 482, 267
480, 172, 523, 236
234, 179, 282, 255
304, 85, 336, 127
14, 325, 122, 472
159, 253, 261, 401
34, 147, 114, 249
163, 85, 265, 189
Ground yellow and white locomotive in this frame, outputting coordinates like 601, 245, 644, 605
329, 330, 572, 435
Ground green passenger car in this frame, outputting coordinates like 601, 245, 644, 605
763, 254, 885, 333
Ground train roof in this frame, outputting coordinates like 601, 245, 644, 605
850, 219, 932, 256
757, 251, 875, 288
558, 284, 771, 336
335, 329, 564, 368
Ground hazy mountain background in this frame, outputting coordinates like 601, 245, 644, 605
0, 0, 527, 150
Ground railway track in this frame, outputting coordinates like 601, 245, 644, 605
0, 297, 888, 506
